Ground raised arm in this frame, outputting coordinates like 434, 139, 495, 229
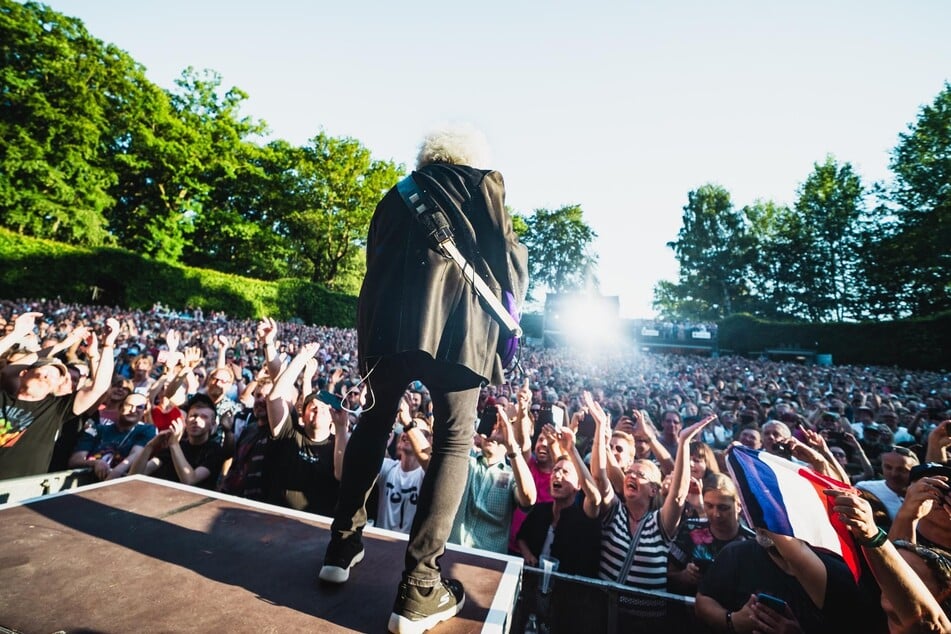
583, 390, 615, 517
554, 425, 601, 515
659, 414, 715, 539
636, 409, 674, 475
828, 488, 951, 632
73, 318, 119, 415
256, 317, 283, 380
266, 342, 319, 437
497, 405, 536, 508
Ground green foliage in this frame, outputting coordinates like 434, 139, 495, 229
517, 205, 598, 300
869, 82, 951, 317
274, 133, 403, 288
717, 312, 951, 371
656, 184, 757, 321
0, 228, 356, 325
0, 0, 124, 245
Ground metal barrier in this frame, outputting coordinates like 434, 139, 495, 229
512, 564, 706, 634
0, 468, 96, 505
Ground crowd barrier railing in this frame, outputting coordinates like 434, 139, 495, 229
512, 563, 706, 634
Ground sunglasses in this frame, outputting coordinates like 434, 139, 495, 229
888, 445, 916, 458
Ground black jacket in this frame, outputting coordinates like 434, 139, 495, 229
357, 163, 528, 386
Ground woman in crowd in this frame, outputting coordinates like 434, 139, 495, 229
585, 389, 714, 625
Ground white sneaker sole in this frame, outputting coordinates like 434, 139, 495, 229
317, 549, 365, 583
386, 595, 464, 634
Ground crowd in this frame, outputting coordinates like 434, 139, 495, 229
1, 297, 949, 633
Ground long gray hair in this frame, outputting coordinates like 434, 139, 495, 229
416, 123, 492, 170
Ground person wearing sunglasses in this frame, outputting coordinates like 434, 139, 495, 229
855, 445, 921, 524
68, 392, 157, 480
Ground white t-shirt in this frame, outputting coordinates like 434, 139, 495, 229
856, 479, 904, 520
376, 458, 425, 533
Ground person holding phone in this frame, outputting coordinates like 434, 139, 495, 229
696, 526, 873, 633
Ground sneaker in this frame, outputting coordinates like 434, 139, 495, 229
387, 578, 465, 634
318, 535, 364, 584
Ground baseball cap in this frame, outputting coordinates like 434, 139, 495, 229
28, 357, 68, 377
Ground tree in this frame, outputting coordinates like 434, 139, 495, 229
107, 68, 268, 263
516, 205, 598, 299
0, 0, 129, 245
869, 82, 951, 317
272, 133, 403, 291
787, 156, 867, 322
656, 184, 756, 321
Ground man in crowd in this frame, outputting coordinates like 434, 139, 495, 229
856, 445, 920, 524
266, 342, 350, 516
68, 391, 156, 480
0, 312, 119, 479
449, 408, 537, 554
377, 397, 432, 534
129, 393, 225, 490
219, 377, 274, 501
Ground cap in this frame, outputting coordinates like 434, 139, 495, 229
28, 357, 68, 377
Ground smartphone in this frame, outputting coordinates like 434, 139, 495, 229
756, 593, 788, 613
551, 404, 565, 430
316, 390, 343, 411
827, 431, 847, 444
477, 407, 498, 437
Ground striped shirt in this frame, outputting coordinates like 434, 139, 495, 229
598, 501, 672, 617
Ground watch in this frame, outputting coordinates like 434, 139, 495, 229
402, 418, 418, 433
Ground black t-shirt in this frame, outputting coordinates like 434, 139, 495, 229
517, 496, 602, 577
0, 391, 77, 479
220, 416, 270, 500
267, 411, 339, 515
151, 439, 226, 490
698, 539, 867, 634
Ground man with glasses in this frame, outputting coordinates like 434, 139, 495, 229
856, 445, 920, 523
68, 392, 156, 480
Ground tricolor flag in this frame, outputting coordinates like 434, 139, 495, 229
726, 446, 861, 581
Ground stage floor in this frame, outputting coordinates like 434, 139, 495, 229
0, 476, 522, 633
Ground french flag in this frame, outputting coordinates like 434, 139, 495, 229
726, 446, 861, 581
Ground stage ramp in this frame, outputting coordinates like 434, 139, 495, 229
0, 476, 522, 633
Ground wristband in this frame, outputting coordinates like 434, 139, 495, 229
507, 451, 520, 460
859, 527, 889, 548
725, 610, 736, 632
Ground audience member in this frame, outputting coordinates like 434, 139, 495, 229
68, 391, 156, 480
129, 393, 225, 490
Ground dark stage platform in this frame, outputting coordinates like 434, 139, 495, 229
0, 476, 522, 633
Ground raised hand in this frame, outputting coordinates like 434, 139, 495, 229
103, 318, 121, 347
165, 328, 181, 353
678, 413, 716, 445
11, 312, 42, 339
257, 317, 278, 346
824, 488, 878, 541
168, 418, 185, 444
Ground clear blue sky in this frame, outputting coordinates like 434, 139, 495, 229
47, 0, 951, 317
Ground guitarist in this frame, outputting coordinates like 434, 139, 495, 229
319, 124, 529, 634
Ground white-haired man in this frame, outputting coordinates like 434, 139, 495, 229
320, 125, 529, 634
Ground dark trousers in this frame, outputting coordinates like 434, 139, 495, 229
330, 352, 482, 588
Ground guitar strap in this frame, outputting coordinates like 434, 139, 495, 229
395, 174, 522, 340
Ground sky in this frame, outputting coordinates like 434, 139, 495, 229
45, 0, 951, 318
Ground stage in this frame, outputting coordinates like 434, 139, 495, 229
0, 476, 522, 633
